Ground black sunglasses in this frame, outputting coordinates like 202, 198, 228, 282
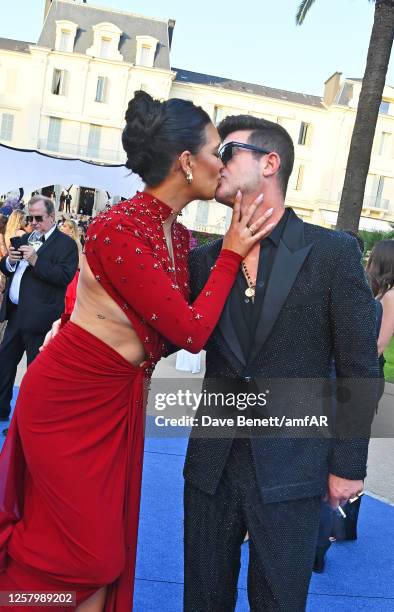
218, 141, 271, 165
26, 215, 44, 222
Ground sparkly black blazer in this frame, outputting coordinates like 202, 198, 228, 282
184, 209, 380, 503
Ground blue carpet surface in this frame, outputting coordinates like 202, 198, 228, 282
3, 390, 394, 611
136, 434, 394, 611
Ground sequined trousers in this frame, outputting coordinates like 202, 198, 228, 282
184, 438, 321, 611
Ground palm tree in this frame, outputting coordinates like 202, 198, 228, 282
296, 0, 394, 232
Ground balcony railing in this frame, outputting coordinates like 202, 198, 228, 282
338, 192, 393, 213
362, 196, 391, 211
38, 139, 124, 164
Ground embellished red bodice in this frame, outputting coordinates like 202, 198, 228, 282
84, 191, 241, 369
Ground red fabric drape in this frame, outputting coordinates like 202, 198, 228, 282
0, 322, 148, 610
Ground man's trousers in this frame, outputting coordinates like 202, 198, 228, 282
0, 302, 45, 419
184, 439, 321, 612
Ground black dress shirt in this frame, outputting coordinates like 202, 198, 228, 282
230, 208, 290, 360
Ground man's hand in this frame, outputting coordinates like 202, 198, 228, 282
39, 318, 61, 352
20, 245, 38, 266
326, 474, 363, 509
8, 247, 23, 265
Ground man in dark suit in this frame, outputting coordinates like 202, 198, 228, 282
183, 116, 379, 611
0, 195, 78, 427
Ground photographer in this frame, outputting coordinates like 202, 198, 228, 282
0, 195, 78, 426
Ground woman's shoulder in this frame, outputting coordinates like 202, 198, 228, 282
381, 288, 394, 310
16, 229, 26, 237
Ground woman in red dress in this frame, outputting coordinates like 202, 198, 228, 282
0, 92, 274, 611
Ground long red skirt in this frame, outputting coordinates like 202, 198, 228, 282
0, 322, 148, 610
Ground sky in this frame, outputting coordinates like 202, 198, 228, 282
1, 0, 393, 96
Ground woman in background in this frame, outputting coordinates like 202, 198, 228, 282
60, 219, 83, 314
4, 210, 26, 251
367, 239, 394, 362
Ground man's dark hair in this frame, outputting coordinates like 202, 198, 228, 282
218, 115, 295, 197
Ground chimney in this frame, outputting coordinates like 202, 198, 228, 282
43, 0, 53, 21
168, 19, 176, 49
323, 71, 342, 107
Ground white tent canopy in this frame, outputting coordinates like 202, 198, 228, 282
0, 143, 144, 198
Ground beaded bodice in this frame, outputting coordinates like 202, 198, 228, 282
84, 191, 242, 371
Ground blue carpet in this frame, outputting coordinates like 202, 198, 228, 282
4, 389, 394, 610
137, 432, 394, 612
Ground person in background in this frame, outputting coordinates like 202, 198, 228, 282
60, 219, 83, 315
0, 214, 8, 259
0, 196, 78, 425
65, 192, 72, 214
59, 191, 66, 213
367, 239, 394, 361
4, 210, 26, 252
0, 215, 8, 342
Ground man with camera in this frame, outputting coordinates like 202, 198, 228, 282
0, 195, 78, 428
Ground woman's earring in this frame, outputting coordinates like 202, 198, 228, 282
186, 171, 193, 184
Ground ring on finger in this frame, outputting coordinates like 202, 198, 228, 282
248, 226, 255, 236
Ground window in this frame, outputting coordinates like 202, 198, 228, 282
213, 106, 227, 126
298, 122, 311, 146
139, 45, 151, 67
0, 113, 14, 141
59, 30, 71, 52
380, 100, 390, 115
55, 20, 77, 53
51, 69, 67, 96
377, 131, 391, 156
295, 165, 305, 190
100, 37, 111, 59
47, 117, 61, 152
87, 125, 101, 158
87, 23, 123, 62
136, 35, 157, 68
95, 77, 107, 103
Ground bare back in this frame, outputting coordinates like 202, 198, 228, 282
71, 254, 146, 365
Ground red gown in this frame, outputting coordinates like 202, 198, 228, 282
0, 192, 242, 610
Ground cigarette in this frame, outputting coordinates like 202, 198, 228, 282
349, 491, 364, 504
337, 506, 347, 518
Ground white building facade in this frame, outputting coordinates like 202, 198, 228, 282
0, 0, 393, 228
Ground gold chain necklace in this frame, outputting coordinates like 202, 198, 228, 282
241, 262, 256, 302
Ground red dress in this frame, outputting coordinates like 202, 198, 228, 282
0, 192, 242, 610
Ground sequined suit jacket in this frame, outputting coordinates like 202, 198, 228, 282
184, 208, 380, 503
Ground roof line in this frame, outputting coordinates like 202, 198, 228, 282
172, 67, 322, 103
54, 0, 173, 25
0, 36, 34, 46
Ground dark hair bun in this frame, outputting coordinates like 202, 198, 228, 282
122, 91, 211, 186
122, 91, 164, 179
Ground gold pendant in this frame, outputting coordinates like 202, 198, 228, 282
245, 287, 255, 298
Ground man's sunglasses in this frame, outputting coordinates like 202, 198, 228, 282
26, 215, 44, 223
218, 141, 271, 165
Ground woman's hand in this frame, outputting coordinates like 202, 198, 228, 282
39, 318, 61, 352
222, 191, 275, 257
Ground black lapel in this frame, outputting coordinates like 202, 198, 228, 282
250, 210, 314, 363
205, 247, 246, 368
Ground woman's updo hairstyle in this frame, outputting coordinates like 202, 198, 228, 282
122, 91, 211, 186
